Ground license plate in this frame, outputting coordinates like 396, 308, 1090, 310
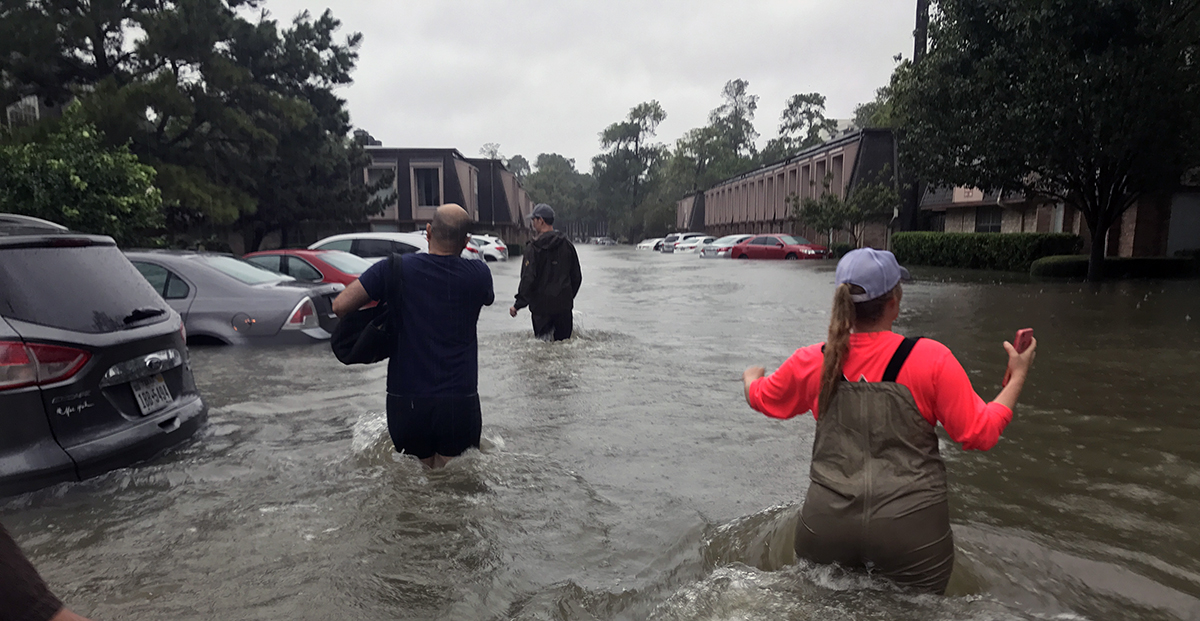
131, 374, 172, 415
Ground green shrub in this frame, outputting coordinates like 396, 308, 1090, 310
829, 242, 854, 259
892, 232, 1081, 272
1030, 255, 1197, 279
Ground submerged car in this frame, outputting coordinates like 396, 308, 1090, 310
125, 251, 343, 345
309, 231, 483, 262
242, 249, 373, 286
673, 236, 717, 253
636, 237, 663, 250
659, 232, 706, 253
699, 234, 754, 258
0, 216, 207, 496
730, 234, 829, 260
470, 235, 509, 262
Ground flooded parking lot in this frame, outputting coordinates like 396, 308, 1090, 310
4, 245, 1200, 620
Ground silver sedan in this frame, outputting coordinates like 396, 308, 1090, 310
125, 251, 344, 345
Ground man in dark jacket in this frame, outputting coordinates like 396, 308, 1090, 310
509, 204, 582, 341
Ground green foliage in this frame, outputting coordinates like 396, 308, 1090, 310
893, 232, 1081, 272
0, 2, 379, 251
791, 174, 900, 247
505, 154, 530, 180
762, 92, 837, 164
853, 85, 896, 130
592, 101, 669, 239
1030, 255, 1197, 280
829, 242, 855, 259
892, 0, 1200, 279
0, 108, 163, 245
524, 153, 597, 226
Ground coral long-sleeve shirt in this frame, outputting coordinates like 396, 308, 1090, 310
748, 331, 1012, 451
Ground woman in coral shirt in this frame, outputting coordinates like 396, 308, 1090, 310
742, 248, 1037, 594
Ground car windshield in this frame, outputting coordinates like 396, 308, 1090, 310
779, 235, 811, 245
663, 235, 680, 243
318, 251, 372, 275
202, 256, 290, 285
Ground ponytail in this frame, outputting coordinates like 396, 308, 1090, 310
819, 283, 856, 415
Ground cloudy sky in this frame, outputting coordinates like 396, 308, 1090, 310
261, 0, 917, 171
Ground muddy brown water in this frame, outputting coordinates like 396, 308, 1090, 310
4, 246, 1200, 620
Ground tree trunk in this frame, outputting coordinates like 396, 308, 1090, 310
914, 0, 931, 62
1086, 221, 1108, 281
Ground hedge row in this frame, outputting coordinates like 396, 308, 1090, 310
891, 232, 1082, 272
1030, 255, 1197, 279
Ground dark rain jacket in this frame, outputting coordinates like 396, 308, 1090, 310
513, 230, 582, 315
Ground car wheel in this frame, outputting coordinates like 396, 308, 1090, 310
785, 253, 798, 260
738, 254, 749, 259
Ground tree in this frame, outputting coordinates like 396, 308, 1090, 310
709, 79, 759, 159
762, 92, 837, 163
592, 101, 668, 238
0, 107, 163, 245
524, 153, 598, 236
892, 0, 1200, 280
792, 173, 899, 248
852, 85, 896, 130
0, 2, 383, 250
479, 142, 502, 159
505, 154, 530, 180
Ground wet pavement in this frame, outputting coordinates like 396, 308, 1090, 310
4, 245, 1200, 620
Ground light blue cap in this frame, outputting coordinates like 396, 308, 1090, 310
835, 248, 910, 303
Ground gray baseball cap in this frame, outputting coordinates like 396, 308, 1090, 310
835, 248, 911, 303
531, 203, 555, 220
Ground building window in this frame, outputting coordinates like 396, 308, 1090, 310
413, 166, 442, 207
975, 206, 1002, 233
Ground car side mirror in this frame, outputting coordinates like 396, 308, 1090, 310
776, 243, 784, 248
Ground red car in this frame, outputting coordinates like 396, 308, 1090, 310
242, 249, 374, 285
731, 234, 829, 260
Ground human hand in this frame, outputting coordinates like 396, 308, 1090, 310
1002, 337, 1037, 386
743, 366, 766, 384
509, 306, 518, 317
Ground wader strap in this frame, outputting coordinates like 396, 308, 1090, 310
881, 337, 922, 382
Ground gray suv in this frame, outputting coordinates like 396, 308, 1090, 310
0, 215, 207, 496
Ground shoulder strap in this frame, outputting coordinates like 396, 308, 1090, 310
881, 336, 922, 383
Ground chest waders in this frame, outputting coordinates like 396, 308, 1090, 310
794, 337, 955, 594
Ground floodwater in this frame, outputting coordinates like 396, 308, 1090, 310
4, 246, 1200, 620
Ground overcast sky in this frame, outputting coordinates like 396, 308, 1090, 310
260, 0, 917, 172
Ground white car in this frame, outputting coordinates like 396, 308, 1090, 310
309, 232, 483, 262
673, 236, 716, 253
589, 236, 617, 246
636, 238, 663, 250
699, 234, 754, 258
659, 232, 707, 253
470, 235, 508, 262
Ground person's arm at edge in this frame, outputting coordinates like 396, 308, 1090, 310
510, 245, 536, 315
479, 262, 495, 307
332, 281, 371, 318
333, 257, 388, 318
569, 243, 582, 297
742, 346, 816, 420
1, 523, 92, 621
933, 338, 1036, 450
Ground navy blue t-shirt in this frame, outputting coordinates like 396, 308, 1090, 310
359, 253, 494, 396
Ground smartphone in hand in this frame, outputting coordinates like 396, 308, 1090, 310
1004, 328, 1034, 387
1015, 328, 1034, 354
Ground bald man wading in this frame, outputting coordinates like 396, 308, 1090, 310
333, 205, 494, 468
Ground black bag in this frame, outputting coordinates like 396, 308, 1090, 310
331, 253, 403, 365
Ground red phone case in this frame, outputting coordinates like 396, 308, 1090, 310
1015, 328, 1033, 353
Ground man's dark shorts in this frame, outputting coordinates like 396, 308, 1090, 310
386, 394, 482, 460
532, 311, 573, 341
